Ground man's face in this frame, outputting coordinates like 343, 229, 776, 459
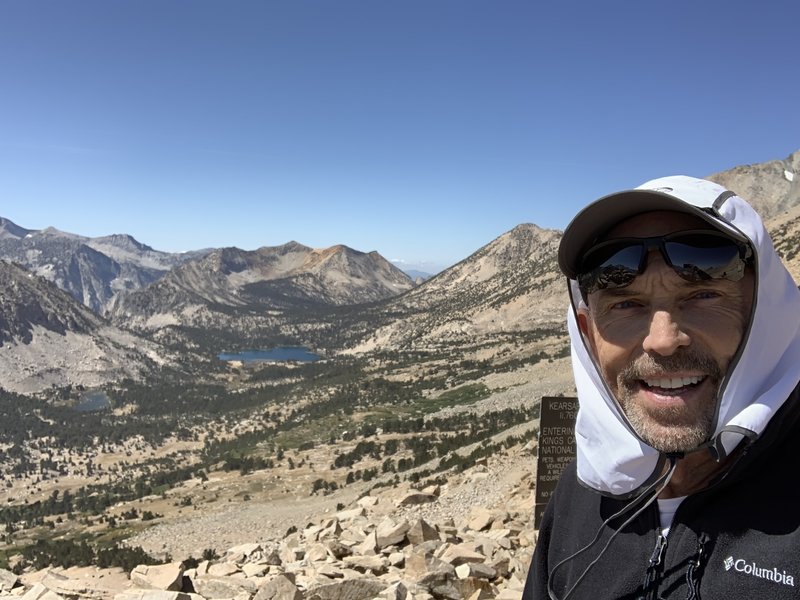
577, 211, 755, 452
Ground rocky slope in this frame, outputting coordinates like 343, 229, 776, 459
0, 261, 172, 394
10, 446, 538, 600
346, 224, 566, 354
767, 202, 800, 282
708, 149, 800, 278
708, 149, 800, 219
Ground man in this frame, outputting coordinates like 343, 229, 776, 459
523, 175, 800, 599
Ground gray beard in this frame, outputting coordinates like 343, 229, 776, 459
616, 352, 722, 453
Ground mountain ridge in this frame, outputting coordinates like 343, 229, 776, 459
344, 223, 566, 354
0, 260, 173, 393
107, 242, 415, 335
708, 149, 800, 218
0, 219, 206, 314
0, 217, 34, 240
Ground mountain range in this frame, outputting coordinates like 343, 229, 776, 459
0, 219, 209, 313
0, 149, 798, 394
108, 242, 415, 332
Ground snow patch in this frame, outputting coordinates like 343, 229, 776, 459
784, 170, 794, 182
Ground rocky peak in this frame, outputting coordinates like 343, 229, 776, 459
278, 240, 313, 253
0, 261, 101, 345
203, 247, 251, 274
0, 218, 212, 314
489, 223, 561, 262
0, 217, 34, 241
406, 222, 561, 299
36, 226, 81, 239
91, 233, 154, 254
708, 149, 800, 219
347, 222, 566, 353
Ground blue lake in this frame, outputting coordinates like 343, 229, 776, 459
218, 347, 322, 363
76, 391, 112, 412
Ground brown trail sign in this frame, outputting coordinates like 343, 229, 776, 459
534, 396, 578, 529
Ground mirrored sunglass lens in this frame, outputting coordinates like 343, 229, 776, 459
582, 242, 643, 272
579, 243, 643, 292
664, 236, 743, 281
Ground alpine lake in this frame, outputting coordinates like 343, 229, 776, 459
72, 349, 321, 413
217, 346, 323, 363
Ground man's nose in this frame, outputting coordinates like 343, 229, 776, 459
642, 310, 690, 355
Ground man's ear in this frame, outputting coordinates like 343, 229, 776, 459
577, 308, 590, 337
577, 307, 597, 357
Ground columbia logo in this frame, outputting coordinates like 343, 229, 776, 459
724, 556, 734, 571
724, 556, 795, 587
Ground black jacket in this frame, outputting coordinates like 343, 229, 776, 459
523, 384, 800, 600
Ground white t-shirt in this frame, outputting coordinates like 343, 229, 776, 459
657, 496, 687, 535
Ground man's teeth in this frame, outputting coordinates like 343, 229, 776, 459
643, 376, 703, 389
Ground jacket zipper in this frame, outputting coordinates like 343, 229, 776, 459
641, 532, 668, 600
685, 533, 709, 600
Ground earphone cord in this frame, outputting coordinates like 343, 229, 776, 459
547, 455, 681, 600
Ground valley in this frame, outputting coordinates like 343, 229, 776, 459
0, 330, 569, 578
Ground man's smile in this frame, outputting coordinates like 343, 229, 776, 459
642, 375, 704, 390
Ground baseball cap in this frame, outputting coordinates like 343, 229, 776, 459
558, 175, 750, 280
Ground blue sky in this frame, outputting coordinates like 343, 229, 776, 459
1, 1, 798, 272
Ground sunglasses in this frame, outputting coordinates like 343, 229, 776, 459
577, 230, 753, 297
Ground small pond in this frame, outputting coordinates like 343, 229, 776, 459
75, 390, 112, 412
217, 347, 322, 363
